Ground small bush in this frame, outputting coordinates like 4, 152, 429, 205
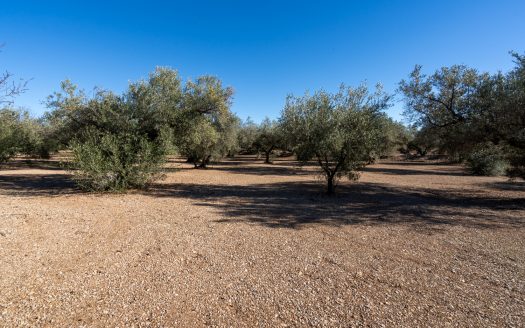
467, 143, 509, 176
70, 130, 166, 192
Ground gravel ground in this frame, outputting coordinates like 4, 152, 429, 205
0, 157, 524, 327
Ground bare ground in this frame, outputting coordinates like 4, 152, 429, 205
0, 157, 524, 327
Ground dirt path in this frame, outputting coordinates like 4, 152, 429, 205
1, 157, 524, 327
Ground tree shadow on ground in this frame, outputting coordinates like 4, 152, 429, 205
379, 160, 455, 166
162, 156, 312, 176
209, 164, 310, 176
147, 181, 525, 231
481, 181, 525, 192
362, 166, 467, 177
0, 173, 79, 196
2, 160, 523, 232
0, 159, 64, 171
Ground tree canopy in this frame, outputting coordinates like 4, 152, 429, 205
281, 84, 391, 194
400, 52, 525, 177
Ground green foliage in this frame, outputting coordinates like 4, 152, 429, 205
399, 64, 485, 128
45, 68, 182, 149
506, 149, 525, 179
237, 118, 285, 161
486, 53, 525, 179
400, 52, 525, 177
174, 76, 239, 167
399, 64, 489, 161
407, 125, 435, 157
237, 117, 260, 154
45, 68, 240, 190
0, 109, 20, 162
178, 117, 220, 168
126, 67, 183, 144
281, 84, 391, 194
46, 71, 173, 191
70, 129, 166, 191
467, 143, 509, 176
376, 117, 412, 158
255, 118, 282, 163
0, 108, 54, 162
220, 114, 241, 157
43, 80, 88, 147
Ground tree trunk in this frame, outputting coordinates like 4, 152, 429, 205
264, 146, 275, 164
198, 155, 212, 169
326, 175, 335, 195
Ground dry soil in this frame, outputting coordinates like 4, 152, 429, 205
0, 157, 524, 327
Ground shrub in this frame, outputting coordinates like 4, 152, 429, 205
46, 69, 183, 191
70, 130, 166, 191
467, 143, 509, 176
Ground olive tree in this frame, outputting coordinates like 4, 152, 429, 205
281, 84, 391, 194
399, 65, 485, 128
45, 68, 179, 191
375, 117, 412, 159
178, 112, 240, 168
237, 117, 260, 154
0, 108, 53, 162
175, 76, 238, 168
0, 108, 21, 162
255, 118, 282, 164
400, 52, 525, 176
46, 68, 182, 149
483, 52, 525, 178
0, 48, 35, 162
399, 64, 499, 161
408, 125, 436, 157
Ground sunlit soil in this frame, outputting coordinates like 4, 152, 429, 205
1, 156, 524, 326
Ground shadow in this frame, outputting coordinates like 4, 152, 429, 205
146, 181, 525, 231
379, 160, 455, 166
482, 181, 525, 192
362, 166, 467, 176
2, 159, 523, 232
210, 157, 300, 167
0, 173, 79, 196
0, 159, 64, 171
209, 164, 311, 176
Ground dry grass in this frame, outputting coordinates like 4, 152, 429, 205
0, 156, 524, 327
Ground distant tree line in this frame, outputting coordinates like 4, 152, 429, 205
1, 50, 523, 193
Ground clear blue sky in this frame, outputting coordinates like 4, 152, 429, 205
2, 0, 524, 122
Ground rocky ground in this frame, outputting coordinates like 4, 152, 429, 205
0, 156, 524, 327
